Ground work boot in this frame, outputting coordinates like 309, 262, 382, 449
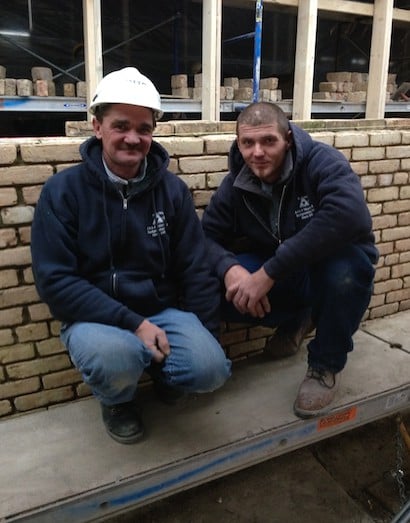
264, 310, 314, 360
293, 367, 341, 419
101, 401, 144, 444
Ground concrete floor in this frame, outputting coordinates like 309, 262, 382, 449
117, 415, 409, 523
1, 310, 410, 522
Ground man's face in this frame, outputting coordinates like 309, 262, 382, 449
93, 104, 154, 179
237, 122, 292, 184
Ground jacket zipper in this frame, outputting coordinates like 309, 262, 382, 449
276, 184, 287, 242
243, 184, 287, 244
111, 271, 118, 296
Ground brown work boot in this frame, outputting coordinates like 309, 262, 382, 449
293, 367, 341, 419
264, 310, 314, 360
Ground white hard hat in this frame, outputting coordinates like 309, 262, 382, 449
89, 67, 163, 119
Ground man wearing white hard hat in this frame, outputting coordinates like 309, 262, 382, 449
31, 67, 231, 444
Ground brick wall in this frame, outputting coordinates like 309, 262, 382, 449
0, 118, 409, 417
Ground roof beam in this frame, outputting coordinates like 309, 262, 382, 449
202, 0, 222, 120
235, 0, 410, 23
366, 0, 394, 119
82, 0, 103, 120
292, 0, 317, 120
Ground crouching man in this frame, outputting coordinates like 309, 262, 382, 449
202, 102, 378, 418
31, 67, 231, 443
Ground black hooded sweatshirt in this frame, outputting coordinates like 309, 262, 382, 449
202, 123, 379, 281
31, 136, 221, 338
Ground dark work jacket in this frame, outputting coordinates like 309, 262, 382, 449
202, 122, 379, 281
31, 136, 221, 337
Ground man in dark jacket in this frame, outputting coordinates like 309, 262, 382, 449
202, 102, 378, 418
31, 67, 231, 444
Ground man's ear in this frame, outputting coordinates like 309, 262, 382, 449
286, 130, 293, 150
92, 117, 102, 139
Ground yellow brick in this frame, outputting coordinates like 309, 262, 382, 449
0, 142, 17, 165
20, 139, 83, 163
0, 377, 40, 399
14, 386, 74, 411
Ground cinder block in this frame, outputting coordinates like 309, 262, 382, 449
313, 91, 332, 100
319, 82, 337, 92
239, 78, 253, 88
224, 77, 239, 89
339, 82, 353, 93
47, 81, 56, 96
351, 72, 364, 83
0, 65, 6, 79
172, 87, 190, 98
259, 77, 279, 90
76, 81, 87, 97
31, 67, 53, 82
4, 79, 16, 96
270, 89, 282, 102
346, 91, 367, 102
258, 89, 271, 101
194, 73, 202, 87
192, 87, 202, 100
234, 87, 253, 100
225, 86, 234, 100
63, 83, 76, 97
34, 79, 49, 96
171, 74, 188, 89
16, 79, 33, 96
388, 73, 397, 84
0, 79, 5, 96
352, 82, 368, 92
326, 71, 352, 82
220, 86, 226, 100
331, 92, 347, 101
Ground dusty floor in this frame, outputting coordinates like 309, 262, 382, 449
107, 414, 410, 523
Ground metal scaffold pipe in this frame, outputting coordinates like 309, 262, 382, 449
253, 0, 263, 102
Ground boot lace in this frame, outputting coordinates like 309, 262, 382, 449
307, 367, 336, 389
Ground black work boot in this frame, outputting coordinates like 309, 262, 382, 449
101, 401, 144, 444
264, 309, 314, 360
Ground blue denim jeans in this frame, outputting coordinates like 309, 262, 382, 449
222, 245, 375, 373
61, 308, 231, 406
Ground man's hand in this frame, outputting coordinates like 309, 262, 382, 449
224, 265, 274, 318
135, 320, 170, 363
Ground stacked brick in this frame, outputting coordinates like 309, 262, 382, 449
0, 65, 86, 98
313, 71, 397, 102
171, 74, 282, 102
0, 119, 410, 418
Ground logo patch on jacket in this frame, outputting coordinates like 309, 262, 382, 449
295, 195, 315, 221
147, 211, 167, 237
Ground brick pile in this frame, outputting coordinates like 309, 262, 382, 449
313, 71, 397, 103
0, 66, 86, 98
171, 74, 282, 102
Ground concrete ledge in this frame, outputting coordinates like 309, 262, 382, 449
1, 311, 410, 522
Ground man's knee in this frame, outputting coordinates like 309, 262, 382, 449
316, 246, 375, 296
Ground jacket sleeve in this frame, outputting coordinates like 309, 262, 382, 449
31, 183, 145, 332
264, 144, 376, 280
170, 182, 223, 338
201, 173, 241, 280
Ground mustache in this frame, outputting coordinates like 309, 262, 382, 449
121, 144, 141, 151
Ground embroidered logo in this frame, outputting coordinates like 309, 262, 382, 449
295, 195, 315, 220
147, 211, 167, 237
